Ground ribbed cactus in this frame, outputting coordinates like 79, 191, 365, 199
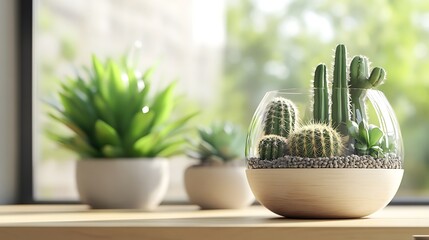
258, 135, 288, 160
263, 97, 298, 138
288, 124, 344, 158
349, 55, 386, 123
331, 44, 350, 134
313, 64, 329, 123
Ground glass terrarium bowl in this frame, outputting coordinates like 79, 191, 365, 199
245, 89, 404, 218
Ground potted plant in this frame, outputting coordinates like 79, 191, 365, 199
185, 122, 254, 209
48, 56, 196, 209
245, 44, 403, 218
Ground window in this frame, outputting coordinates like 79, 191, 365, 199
23, 0, 429, 202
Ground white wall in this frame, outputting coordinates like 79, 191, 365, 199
0, 0, 17, 203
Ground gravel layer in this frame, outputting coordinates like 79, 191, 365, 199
247, 154, 402, 169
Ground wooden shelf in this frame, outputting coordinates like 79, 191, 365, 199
0, 205, 428, 239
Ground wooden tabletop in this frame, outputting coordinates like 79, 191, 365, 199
0, 205, 428, 240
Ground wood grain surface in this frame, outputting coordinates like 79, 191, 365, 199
0, 205, 428, 240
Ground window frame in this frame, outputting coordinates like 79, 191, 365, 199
18, 0, 34, 204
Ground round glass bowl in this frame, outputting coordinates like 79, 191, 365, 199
245, 89, 404, 218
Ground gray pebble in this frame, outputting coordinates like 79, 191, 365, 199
247, 154, 402, 169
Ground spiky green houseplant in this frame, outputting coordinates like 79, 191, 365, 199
187, 122, 245, 165
48, 56, 196, 159
185, 122, 254, 209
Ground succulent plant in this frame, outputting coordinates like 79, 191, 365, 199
349, 55, 386, 123
331, 44, 351, 133
347, 120, 387, 158
187, 122, 245, 165
288, 123, 344, 158
313, 63, 329, 123
258, 135, 288, 160
48, 55, 196, 158
263, 97, 298, 138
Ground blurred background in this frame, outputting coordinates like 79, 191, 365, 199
33, 0, 429, 201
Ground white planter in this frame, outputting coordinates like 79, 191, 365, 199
184, 165, 254, 209
76, 158, 169, 209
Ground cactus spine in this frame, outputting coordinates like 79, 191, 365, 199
349, 55, 386, 123
258, 135, 288, 160
313, 64, 329, 123
331, 44, 350, 132
288, 124, 344, 158
263, 97, 298, 138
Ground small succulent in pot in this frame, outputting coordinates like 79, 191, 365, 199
185, 122, 254, 209
46, 55, 197, 209
187, 122, 245, 166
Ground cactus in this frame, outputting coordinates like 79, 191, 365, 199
258, 135, 288, 160
313, 64, 329, 123
288, 124, 344, 158
349, 55, 386, 123
331, 44, 350, 134
263, 97, 298, 138
350, 56, 385, 89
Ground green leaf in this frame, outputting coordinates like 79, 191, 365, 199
92, 55, 105, 81
155, 139, 187, 157
199, 141, 218, 156
158, 112, 198, 139
150, 81, 177, 127
95, 120, 121, 147
93, 95, 116, 128
103, 61, 121, 112
59, 92, 93, 132
102, 145, 123, 158
355, 142, 368, 155
126, 68, 139, 99
49, 134, 99, 157
48, 112, 88, 140
133, 133, 160, 156
369, 146, 384, 158
368, 125, 384, 147
124, 111, 155, 145
358, 121, 370, 144
108, 59, 126, 95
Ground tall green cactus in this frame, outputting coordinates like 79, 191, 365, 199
288, 124, 344, 158
349, 55, 386, 123
263, 97, 298, 138
331, 44, 350, 133
258, 135, 288, 160
313, 64, 329, 123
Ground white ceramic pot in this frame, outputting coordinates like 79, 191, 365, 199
246, 169, 403, 218
76, 158, 169, 209
184, 165, 254, 209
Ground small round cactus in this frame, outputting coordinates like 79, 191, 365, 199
258, 135, 288, 160
288, 124, 344, 158
263, 97, 298, 138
